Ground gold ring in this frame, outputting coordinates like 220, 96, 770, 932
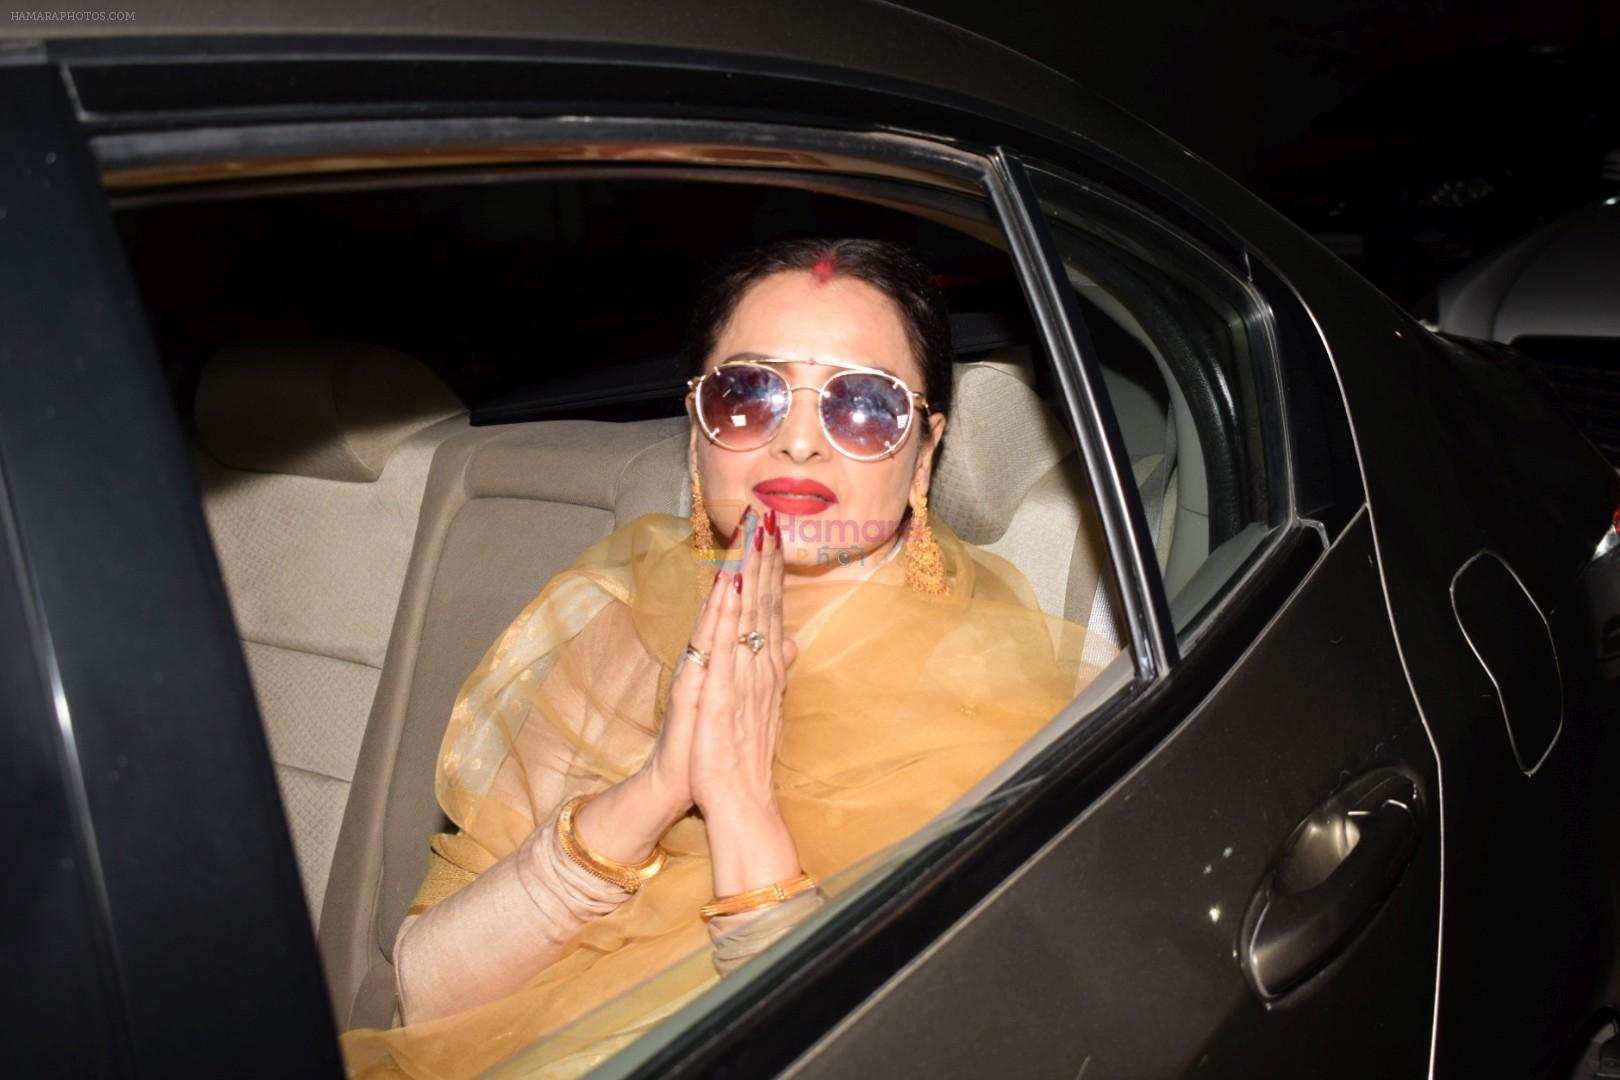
683, 644, 710, 668
737, 630, 767, 655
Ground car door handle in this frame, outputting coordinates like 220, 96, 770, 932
1239, 769, 1422, 999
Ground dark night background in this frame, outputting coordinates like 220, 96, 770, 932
897, 0, 1620, 311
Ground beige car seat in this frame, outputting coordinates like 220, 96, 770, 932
192, 341, 467, 925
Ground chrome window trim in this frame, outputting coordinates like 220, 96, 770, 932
91, 115, 990, 192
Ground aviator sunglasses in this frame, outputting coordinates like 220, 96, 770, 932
688, 358, 930, 462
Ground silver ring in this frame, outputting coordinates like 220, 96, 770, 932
683, 644, 710, 669
737, 630, 767, 655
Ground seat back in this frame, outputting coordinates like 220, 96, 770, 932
192, 341, 466, 925
319, 417, 689, 1028
931, 352, 1172, 664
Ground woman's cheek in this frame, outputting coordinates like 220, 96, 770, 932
702, 452, 751, 524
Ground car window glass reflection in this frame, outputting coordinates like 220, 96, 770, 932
1031, 168, 1283, 635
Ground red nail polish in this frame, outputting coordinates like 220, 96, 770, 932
754, 523, 764, 551
766, 509, 777, 536
734, 573, 743, 594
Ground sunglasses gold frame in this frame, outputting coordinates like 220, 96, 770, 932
687, 358, 930, 462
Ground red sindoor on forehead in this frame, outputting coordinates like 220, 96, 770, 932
810, 256, 837, 283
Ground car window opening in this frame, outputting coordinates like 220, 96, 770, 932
110, 160, 1258, 1074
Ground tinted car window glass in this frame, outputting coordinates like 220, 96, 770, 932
1028, 165, 1285, 636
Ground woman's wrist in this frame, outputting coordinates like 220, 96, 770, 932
703, 798, 802, 897
573, 769, 688, 864
634, 762, 694, 826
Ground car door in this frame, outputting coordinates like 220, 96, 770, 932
1287, 246, 1620, 1074
0, 62, 340, 1076
623, 152, 1445, 1079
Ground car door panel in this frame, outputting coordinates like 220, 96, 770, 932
1268, 245, 1620, 1071
0, 62, 340, 1075
788, 512, 1440, 1078
0, 479, 131, 1076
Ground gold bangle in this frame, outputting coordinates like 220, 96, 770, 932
555, 793, 668, 893
699, 872, 817, 920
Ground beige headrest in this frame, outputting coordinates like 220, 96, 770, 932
929, 351, 1075, 545
195, 341, 463, 482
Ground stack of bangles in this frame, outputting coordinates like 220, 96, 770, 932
557, 793, 818, 918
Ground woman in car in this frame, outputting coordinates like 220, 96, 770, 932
341, 238, 1109, 1078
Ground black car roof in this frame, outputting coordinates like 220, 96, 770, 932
9, 1, 1303, 355
3, 1, 1073, 117
1, 1, 1188, 177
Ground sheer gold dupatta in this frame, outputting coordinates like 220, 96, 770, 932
341, 514, 1111, 1079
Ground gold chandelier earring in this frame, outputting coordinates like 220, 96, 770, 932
905, 490, 947, 595
690, 470, 721, 595
690, 471, 717, 557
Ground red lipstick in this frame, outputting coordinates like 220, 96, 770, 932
752, 477, 838, 517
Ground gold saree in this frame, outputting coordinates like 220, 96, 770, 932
340, 513, 1111, 1078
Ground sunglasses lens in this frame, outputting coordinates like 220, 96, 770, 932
821, 372, 913, 458
699, 365, 789, 448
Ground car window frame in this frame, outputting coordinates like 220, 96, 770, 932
95, 109, 1166, 1063
1006, 153, 1344, 651
986, 152, 1180, 673
87, 106, 1348, 1077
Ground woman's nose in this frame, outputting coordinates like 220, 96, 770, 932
774, 386, 832, 464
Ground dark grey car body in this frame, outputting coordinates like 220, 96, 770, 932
3, 4, 1617, 1077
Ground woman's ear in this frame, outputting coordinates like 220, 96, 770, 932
911, 412, 948, 498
